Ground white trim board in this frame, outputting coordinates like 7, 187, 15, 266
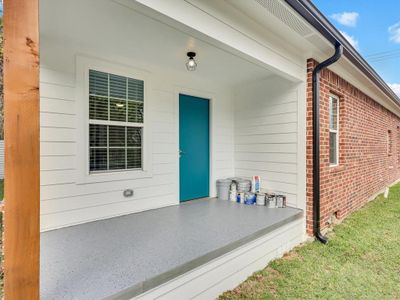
175, 87, 216, 200
75, 55, 153, 184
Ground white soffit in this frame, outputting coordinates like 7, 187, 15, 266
253, 0, 313, 36
224, 0, 331, 56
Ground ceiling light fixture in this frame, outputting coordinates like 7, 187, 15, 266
186, 52, 197, 71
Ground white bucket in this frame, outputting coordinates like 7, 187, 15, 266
216, 179, 232, 201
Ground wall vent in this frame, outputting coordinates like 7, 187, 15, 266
254, 0, 313, 37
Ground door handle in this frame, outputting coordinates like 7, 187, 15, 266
179, 149, 185, 158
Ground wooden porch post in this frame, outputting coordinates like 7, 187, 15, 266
3, 0, 40, 298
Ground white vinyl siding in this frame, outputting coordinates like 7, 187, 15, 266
234, 77, 300, 207
329, 95, 339, 166
88, 70, 144, 172
39, 64, 235, 230
39, 68, 178, 230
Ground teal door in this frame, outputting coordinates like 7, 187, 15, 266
179, 94, 210, 202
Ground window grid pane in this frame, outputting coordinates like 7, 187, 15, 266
128, 148, 142, 169
109, 148, 126, 170
330, 97, 338, 131
89, 95, 109, 120
89, 125, 142, 172
89, 70, 108, 96
329, 95, 339, 165
89, 71, 144, 124
89, 69, 144, 172
128, 78, 144, 101
90, 124, 107, 147
329, 132, 337, 165
109, 126, 126, 147
128, 101, 144, 123
110, 98, 127, 122
109, 74, 127, 99
90, 148, 108, 171
127, 127, 142, 147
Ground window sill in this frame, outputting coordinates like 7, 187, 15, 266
329, 164, 345, 173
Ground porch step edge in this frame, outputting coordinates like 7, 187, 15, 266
106, 209, 303, 300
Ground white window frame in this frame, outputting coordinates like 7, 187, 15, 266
76, 55, 152, 184
329, 94, 339, 166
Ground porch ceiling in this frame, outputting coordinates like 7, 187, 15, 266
40, 0, 274, 87
41, 198, 302, 299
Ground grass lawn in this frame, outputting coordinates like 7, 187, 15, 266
220, 184, 400, 299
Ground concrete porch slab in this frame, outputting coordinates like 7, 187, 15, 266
41, 198, 303, 299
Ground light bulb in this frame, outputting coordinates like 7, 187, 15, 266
186, 58, 197, 71
186, 52, 197, 71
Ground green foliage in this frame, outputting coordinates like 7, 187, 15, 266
220, 184, 400, 299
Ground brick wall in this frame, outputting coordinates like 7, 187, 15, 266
306, 59, 400, 234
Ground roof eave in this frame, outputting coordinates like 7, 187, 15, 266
284, 0, 400, 105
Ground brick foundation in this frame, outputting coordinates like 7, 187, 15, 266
306, 59, 400, 235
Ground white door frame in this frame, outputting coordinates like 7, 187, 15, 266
174, 87, 215, 202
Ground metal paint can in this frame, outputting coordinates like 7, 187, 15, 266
256, 193, 266, 206
244, 192, 256, 205
230, 190, 237, 202
276, 195, 287, 208
236, 179, 251, 193
237, 192, 245, 204
266, 193, 276, 208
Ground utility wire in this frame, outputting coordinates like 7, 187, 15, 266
365, 48, 400, 63
366, 48, 400, 58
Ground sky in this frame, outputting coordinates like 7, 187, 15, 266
313, 0, 400, 97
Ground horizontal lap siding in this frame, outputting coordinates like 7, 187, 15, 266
234, 78, 299, 207
41, 183, 175, 214
212, 95, 235, 183
42, 194, 177, 229
40, 67, 235, 230
40, 69, 179, 230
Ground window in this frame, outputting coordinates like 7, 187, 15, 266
387, 130, 393, 156
329, 95, 339, 166
89, 70, 144, 172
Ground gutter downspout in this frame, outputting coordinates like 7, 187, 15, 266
312, 42, 343, 244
